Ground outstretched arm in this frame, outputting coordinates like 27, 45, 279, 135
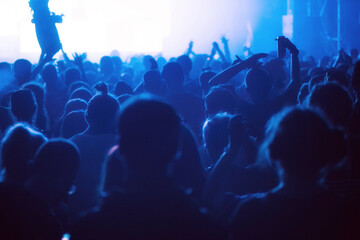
208, 53, 268, 87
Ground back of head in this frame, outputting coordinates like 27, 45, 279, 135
64, 98, 88, 115
30, 139, 79, 204
14, 59, 32, 86
10, 89, 37, 123
308, 74, 325, 92
69, 87, 93, 102
176, 55, 192, 75
205, 86, 237, 116
114, 81, 133, 96
200, 71, 216, 94
100, 56, 114, 76
22, 82, 45, 108
143, 70, 163, 95
161, 62, 184, 91
264, 107, 346, 178
65, 67, 82, 86
86, 83, 119, 130
1, 123, 46, 185
202, 113, 232, 163
308, 82, 353, 128
0, 62, 11, 72
118, 95, 180, 171
245, 67, 273, 104
42, 63, 58, 86
61, 110, 88, 139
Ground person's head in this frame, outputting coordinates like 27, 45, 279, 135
22, 82, 45, 109
27, 139, 79, 207
10, 89, 37, 124
205, 86, 237, 116
118, 95, 180, 175
143, 70, 164, 96
64, 98, 88, 115
162, 62, 185, 92
114, 81, 133, 96
14, 59, 32, 86
0, 62, 11, 73
143, 55, 157, 71
176, 55, 192, 76
100, 56, 114, 76
1, 123, 47, 185
42, 63, 58, 87
245, 67, 273, 104
326, 68, 349, 88
86, 82, 119, 133
308, 82, 353, 129
200, 71, 216, 95
69, 87, 93, 103
60, 110, 88, 139
264, 58, 287, 90
308, 74, 325, 92
65, 67, 82, 86
263, 107, 346, 181
202, 113, 232, 163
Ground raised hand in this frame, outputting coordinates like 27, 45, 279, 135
72, 52, 84, 68
221, 35, 229, 45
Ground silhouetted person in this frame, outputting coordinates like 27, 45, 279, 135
26, 139, 80, 235
143, 70, 166, 96
42, 63, 67, 134
10, 89, 37, 127
23, 82, 49, 134
71, 96, 226, 240
231, 107, 358, 240
162, 62, 205, 139
308, 82, 353, 129
14, 59, 32, 86
1, 123, 47, 185
70, 82, 119, 216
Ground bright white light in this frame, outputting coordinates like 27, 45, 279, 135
0, 0, 260, 62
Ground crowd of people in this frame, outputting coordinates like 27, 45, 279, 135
0, 36, 360, 239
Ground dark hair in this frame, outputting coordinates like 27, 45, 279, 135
118, 95, 180, 169
10, 89, 37, 123
87, 82, 119, 126
263, 107, 346, 177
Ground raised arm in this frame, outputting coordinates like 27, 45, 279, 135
283, 38, 301, 93
221, 36, 232, 64
213, 42, 230, 66
208, 53, 268, 87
